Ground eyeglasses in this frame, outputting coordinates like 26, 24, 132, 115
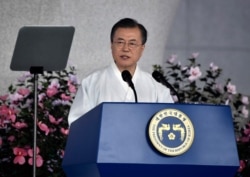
113, 41, 142, 49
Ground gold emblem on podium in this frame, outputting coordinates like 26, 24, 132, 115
148, 109, 194, 156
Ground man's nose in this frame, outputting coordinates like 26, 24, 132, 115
122, 42, 130, 51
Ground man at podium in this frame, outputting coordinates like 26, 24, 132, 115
67, 18, 174, 126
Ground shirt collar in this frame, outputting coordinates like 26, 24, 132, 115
111, 62, 140, 82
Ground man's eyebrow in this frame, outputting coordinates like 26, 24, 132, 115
115, 38, 125, 41
116, 38, 137, 42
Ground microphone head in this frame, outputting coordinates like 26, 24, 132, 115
122, 70, 132, 82
152, 70, 163, 83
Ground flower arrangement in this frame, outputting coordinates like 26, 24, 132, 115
0, 53, 249, 176
0, 65, 78, 177
153, 53, 250, 177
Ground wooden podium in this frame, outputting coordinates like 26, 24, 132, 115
62, 102, 239, 177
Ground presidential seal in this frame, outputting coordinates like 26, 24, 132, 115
148, 109, 194, 156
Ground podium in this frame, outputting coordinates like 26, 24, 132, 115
62, 102, 239, 177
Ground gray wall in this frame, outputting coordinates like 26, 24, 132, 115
1, 0, 250, 96
0, 0, 179, 95
166, 0, 250, 95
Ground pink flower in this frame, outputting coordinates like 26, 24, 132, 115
0, 94, 8, 101
49, 127, 56, 133
49, 114, 63, 125
181, 66, 188, 71
61, 93, 71, 101
22, 98, 33, 109
215, 83, 223, 93
57, 149, 65, 158
192, 52, 199, 58
8, 135, 15, 142
226, 82, 237, 94
209, 62, 219, 71
28, 155, 43, 167
240, 136, 250, 143
177, 61, 181, 67
60, 127, 69, 135
38, 102, 44, 109
28, 147, 43, 167
12, 122, 28, 129
9, 92, 23, 102
171, 95, 179, 103
17, 88, 30, 97
241, 96, 249, 105
38, 121, 50, 135
68, 81, 77, 93
238, 160, 246, 172
167, 54, 177, 63
38, 93, 46, 102
27, 147, 40, 157
49, 79, 60, 88
242, 106, 249, 118
60, 150, 65, 157
188, 66, 202, 82
46, 79, 60, 97
69, 74, 78, 84
0, 105, 9, 116
52, 99, 70, 106
17, 72, 32, 82
244, 128, 250, 136
46, 87, 58, 97
13, 147, 28, 165
0, 105, 17, 123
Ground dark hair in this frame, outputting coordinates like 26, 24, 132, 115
110, 18, 147, 45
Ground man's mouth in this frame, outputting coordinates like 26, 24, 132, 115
120, 55, 130, 59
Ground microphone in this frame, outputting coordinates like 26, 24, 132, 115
121, 70, 138, 103
152, 70, 181, 103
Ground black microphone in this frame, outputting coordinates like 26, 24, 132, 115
152, 70, 181, 103
121, 70, 138, 103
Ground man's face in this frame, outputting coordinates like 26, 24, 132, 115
111, 27, 145, 74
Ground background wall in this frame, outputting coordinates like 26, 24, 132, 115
166, 0, 250, 95
0, 0, 179, 95
1, 0, 250, 96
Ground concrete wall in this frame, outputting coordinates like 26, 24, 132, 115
165, 0, 250, 95
1, 0, 250, 96
0, 0, 179, 95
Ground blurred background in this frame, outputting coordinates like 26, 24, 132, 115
0, 0, 249, 95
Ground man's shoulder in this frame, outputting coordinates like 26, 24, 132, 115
137, 67, 154, 80
82, 65, 110, 82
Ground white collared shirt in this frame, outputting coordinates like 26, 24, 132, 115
68, 62, 174, 126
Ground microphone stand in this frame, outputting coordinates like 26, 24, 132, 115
163, 80, 181, 103
131, 85, 138, 103
152, 71, 181, 103
122, 70, 138, 103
